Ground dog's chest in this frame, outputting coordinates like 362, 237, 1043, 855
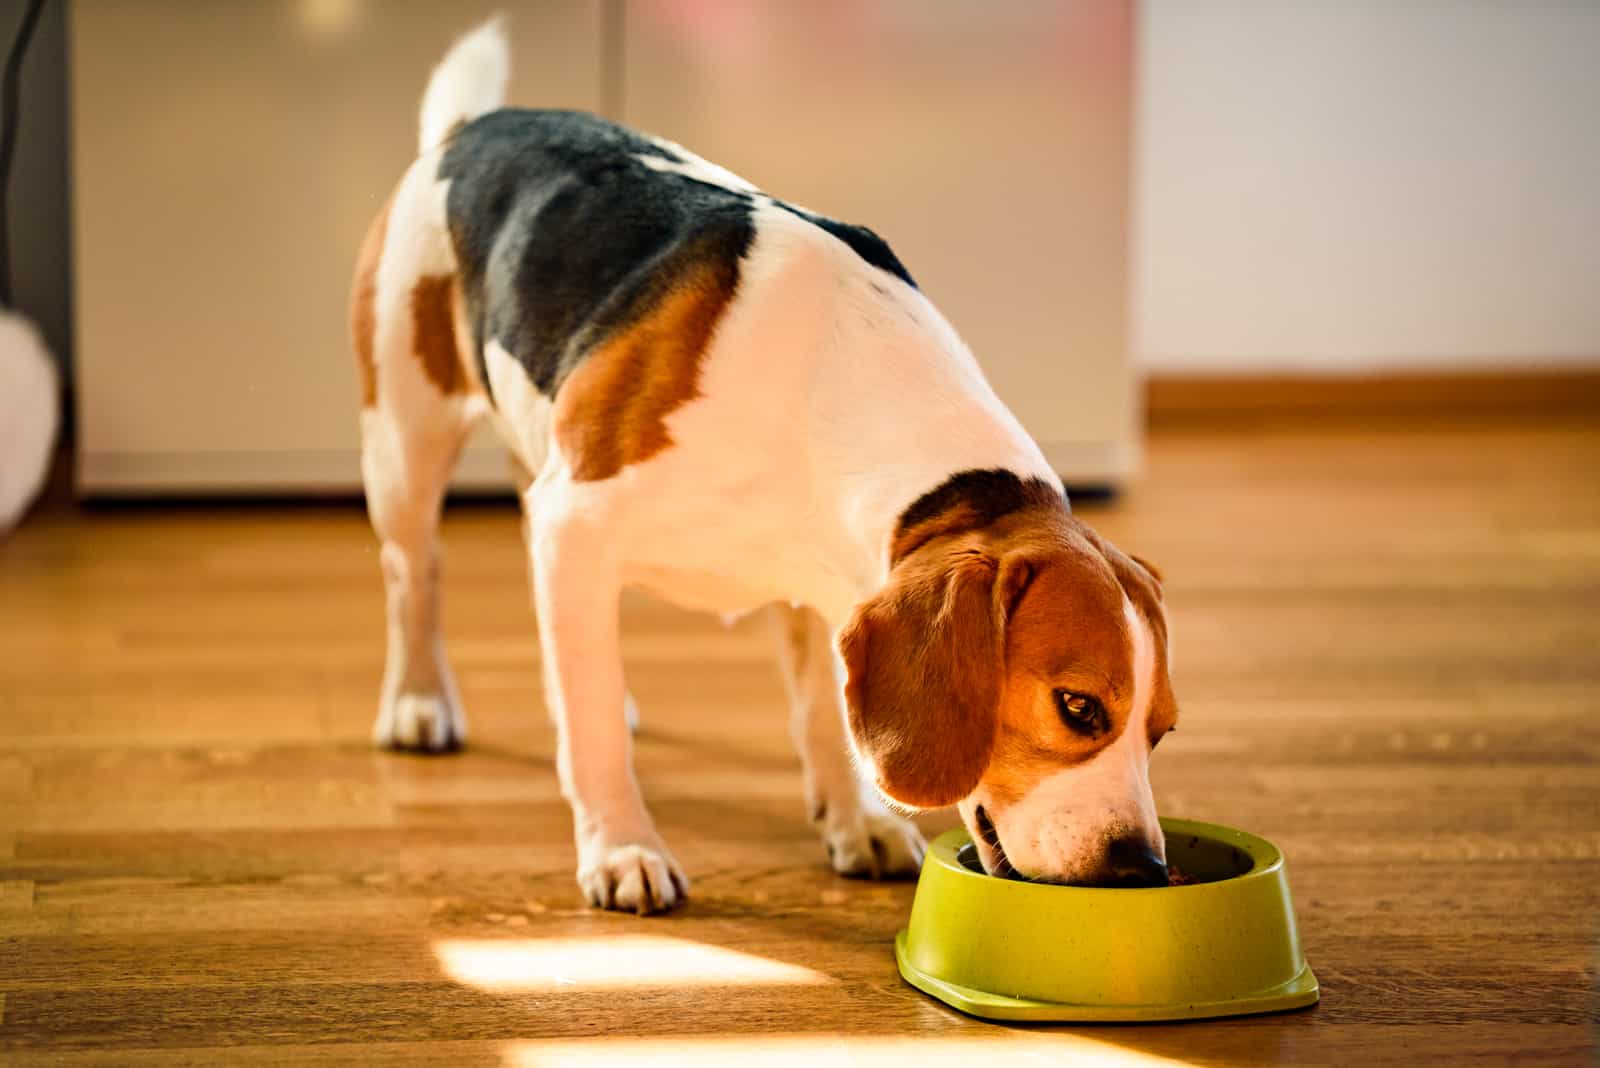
617, 483, 851, 621
624, 563, 776, 620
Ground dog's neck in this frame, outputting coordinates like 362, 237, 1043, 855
797, 276, 1061, 626
889, 470, 1070, 565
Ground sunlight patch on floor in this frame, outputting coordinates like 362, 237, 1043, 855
499, 1034, 1194, 1067
433, 935, 832, 991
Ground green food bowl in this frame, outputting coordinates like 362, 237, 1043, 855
895, 818, 1319, 1022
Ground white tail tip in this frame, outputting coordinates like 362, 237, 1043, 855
419, 15, 510, 155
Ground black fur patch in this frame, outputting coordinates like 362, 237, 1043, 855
439, 109, 756, 400
774, 202, 916, 288
897, 469, 1067, 541
438, 109, 918, 403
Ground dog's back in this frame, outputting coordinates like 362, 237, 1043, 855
439, 108, 758, 406
354, 16, 914, 439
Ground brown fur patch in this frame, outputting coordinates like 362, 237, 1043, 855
840, 537, 1005, 809
891, 503, 993, 566
841, 501, 1177, 812
1080, 527, 1179, 745
410, 274, 467, 395
890, 473, 1064, 564
553, 256, 739, 482
981, 518, 1137, 807
348, 195, 394, 407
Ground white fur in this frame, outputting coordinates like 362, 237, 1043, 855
361, 29, 1067, 911
360, 151, 477, 754
960, 595, 1163, 883
419, 16, 510, 154
483, 338, 552, 473
636, 150, 759, 195
540, 202, 1059, 629
501, 203, 1053, 909
0, 310, 59, 533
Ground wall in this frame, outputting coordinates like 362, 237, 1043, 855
1135, 1, 1600, 374
70, 1, 1139, 493
70, 1, 605, 493
33, 3, 1600, 396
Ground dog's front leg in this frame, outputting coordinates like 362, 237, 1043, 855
531, 488, 686, 914
770, 604, 926, 879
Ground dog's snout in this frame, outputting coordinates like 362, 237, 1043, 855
1105, 836, 1168, 888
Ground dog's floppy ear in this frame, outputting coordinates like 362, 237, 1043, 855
1088, 533, 1178, 709
1109, 548, 1164, 614
838, 544, 1010, 809
1130, 553, 1164, 589
1075, 517, 1163, 606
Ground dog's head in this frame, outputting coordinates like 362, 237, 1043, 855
839, 493, 1177, 887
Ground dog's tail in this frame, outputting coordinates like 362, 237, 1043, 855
418, 15, 510, 155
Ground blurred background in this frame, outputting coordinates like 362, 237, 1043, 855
1, 2, 1596, 1064
3, 0, 1596, 496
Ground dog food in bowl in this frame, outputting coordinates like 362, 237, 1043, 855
953, 830, 1254, 886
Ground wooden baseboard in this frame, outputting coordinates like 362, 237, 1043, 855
1146, 368, 1600, 425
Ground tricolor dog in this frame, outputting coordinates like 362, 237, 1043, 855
351, 20, 1179, 914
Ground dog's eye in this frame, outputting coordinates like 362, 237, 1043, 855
1054, 691, 1107, 735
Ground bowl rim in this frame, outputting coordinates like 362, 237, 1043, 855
935, 815, 1284, 891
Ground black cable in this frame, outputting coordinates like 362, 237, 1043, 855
0, 0, 48, 309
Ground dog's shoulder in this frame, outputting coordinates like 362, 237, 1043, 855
441, 109, 920, 393
769, 201, 914, 289
439, 109, 758, 398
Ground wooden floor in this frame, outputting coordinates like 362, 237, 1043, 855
2, 415, 1597, 1065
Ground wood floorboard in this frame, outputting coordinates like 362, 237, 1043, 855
2, 416, 1597, 1064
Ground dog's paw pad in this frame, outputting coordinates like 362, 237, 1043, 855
374, 692, 465, 753
825, 812, 926, 880
579, 843, 688, 915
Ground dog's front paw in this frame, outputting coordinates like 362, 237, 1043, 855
578, 839, 689, 915
822, 809, 926, 880
373, 691, 465, 752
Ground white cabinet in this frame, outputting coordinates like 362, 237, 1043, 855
72, 2, 1134, 494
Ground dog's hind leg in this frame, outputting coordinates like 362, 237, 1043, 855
769, 603, 926, 879
352, 165, 477, 753
361, 403, 471, 753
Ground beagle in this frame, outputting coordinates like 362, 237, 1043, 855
351, 19, 1178, 914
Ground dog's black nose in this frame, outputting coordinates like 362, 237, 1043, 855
1106, 837, 1168, 887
